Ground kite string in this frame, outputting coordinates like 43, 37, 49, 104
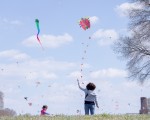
78, 17, 91, 82
80, 37, 90, 82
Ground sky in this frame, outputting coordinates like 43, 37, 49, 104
0, 0, 149, 115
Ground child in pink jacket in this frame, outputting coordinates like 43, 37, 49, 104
40, 105, 50, 115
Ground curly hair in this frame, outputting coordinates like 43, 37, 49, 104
86, 82, 96, 90
42, 105, 48, 109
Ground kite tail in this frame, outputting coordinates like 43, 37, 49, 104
37, 34, 44, 50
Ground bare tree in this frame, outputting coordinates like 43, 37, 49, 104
114, 0, 150, 83
0, 108, 16, 117
0, 91, 4, 109
0, 91, 17, 116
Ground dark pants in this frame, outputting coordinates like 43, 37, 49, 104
84, 103, 95, 115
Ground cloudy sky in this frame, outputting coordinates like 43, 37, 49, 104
0, 0, 149, 115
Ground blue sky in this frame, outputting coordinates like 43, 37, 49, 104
0, 0, 149, 115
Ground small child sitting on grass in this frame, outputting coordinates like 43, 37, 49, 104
40, 105, 50, 116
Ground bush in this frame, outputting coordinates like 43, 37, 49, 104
0, 108, 16, 117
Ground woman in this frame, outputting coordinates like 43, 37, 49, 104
77, 79, 99, 115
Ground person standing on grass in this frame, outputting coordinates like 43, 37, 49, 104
77, 79, 99, 115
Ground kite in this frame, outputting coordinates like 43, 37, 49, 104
76, 110, 80, 113
24, 97, 28, 101
28, 102, 32, 106
35, 19, 43, 49
76, 110, 81, 114
36, 81, 41, 87
24, 97, 33, 106
79, 18, 90, 30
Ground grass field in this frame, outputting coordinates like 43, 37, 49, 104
1, 114, 150, 120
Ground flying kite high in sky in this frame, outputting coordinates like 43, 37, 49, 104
35, 19, 43, 49
79, 18, 90, 30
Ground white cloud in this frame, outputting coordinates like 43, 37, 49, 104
0, 49, 77, 84
0, 49, 30, 61
123, 81, 140, 88
2, 18, 22, 26
10, 20, 22, 25
22, 33, 73, 48
90, 68, 127, 79
116, 2, 144, 16
41, 71, 58, 80
68, 71, 81, 79
89, 16, 99, 24
91, 29, 119, 46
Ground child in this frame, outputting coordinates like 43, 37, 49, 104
77, 79, 99, 115
40, 105, 50, 116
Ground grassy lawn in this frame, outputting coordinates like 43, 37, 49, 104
1, 114, 150, 120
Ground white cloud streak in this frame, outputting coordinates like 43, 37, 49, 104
91, 29, 119, 46
0, 49, 77, 84
2, 18, 22, 26
22, 33, 73, 48
90, 68, 127, 79
0, 49, 30, 61
68, 71, 81, 79
89, 16, 99, 24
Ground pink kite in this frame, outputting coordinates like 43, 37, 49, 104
79, 18, 90, 30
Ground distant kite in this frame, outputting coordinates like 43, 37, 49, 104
79, 18, 90, 30
36, 81, 41, 87
35, 19, 43, 49
24, 97, 28, 101
28, 102, 32, 106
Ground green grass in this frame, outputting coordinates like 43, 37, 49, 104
1, 114, 150, 120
